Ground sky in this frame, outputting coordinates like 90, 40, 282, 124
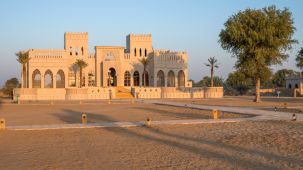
0, 0, 302, 86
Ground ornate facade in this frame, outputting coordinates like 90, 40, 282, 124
26, 32, 191, 89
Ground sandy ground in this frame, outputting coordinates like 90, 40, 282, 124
0, 102, 244, 126
0, 121, 302, 169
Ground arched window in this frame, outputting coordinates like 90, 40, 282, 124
32, 69, 41, 88
167, 70, 175, 87
124, 71, 131, 86
139, 48, 142, 57
178, 70, 185, 87
75, 47, 78, 56
70, 47, 72, 56
157, 70, 165, 87
134, 48, 137, 56
145, 48, 147, 56
142, 71, 149, 86
133, 71, 140, 86
44, 70, 53, 88
295, 84, 299, 89
81, 47, 84, 56
56, 70, 65, 88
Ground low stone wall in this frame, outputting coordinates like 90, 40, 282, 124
132, 87, 161, 98
204, 87, 224, 98
132, 87, 222, 99
14, 87, 114, 101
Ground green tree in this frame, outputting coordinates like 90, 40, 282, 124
16, 51, 30, 88
219, 6, 297, 102
3, 78, 19, 96
296, 48, 303, 70
205, 57, 219, 87
195, 76, 223, 87
139, 57, 150, 86
74, 59, 88, 88
225, 71, 253, 95
272, 69, 297, 87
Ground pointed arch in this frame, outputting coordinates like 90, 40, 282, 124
32, 69, 41, 88
134, 48, 137, 56
178, 70, 185, 87
133, 71, 140, 86
157, 70, 165, 87
44, 70, 53, 88
124, 71, 131, 86
167, 70, 175, 87
56, 70, 65, 88
139, 48, 142, 56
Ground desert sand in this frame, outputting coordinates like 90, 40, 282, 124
0, 121, 302, 169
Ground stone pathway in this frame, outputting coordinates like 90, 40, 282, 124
151, 101, 303, 121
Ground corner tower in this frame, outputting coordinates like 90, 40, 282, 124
126, 34, 152, 58
64, 32, 88, 58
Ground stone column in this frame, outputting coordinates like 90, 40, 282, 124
64, 70, 68, 88
175, 76, 178, 87
28, 69, 32, 88
131, 76, 134, 87
41, 74, 44, 88
164, 75, 167, 87
53, 74, 56, 88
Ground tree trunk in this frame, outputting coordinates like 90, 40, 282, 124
22, 64, 26, 88
79, 69, 82, 88
143, 66, 146, 87
254, 77, 261, 102
210, 66, 214, 87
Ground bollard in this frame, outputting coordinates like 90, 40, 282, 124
145, 116, 151, 127
131, 98, 134, 104
0, 119, 5, 130
82, 113, 87, 124
292, 113, 297, 121
212, 109, 219, 120
284, 103, 287, 109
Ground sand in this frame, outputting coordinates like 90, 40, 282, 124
0, 121, 302, 169
0, 103, 244, 126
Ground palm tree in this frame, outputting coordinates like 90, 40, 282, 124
296, 48, 303, 76
74, 59, 88, 88
205, 57, 219, 87
139, 57, 149, 86
16, 51, 30, 88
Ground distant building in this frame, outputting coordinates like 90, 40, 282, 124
285, 74, 303, 96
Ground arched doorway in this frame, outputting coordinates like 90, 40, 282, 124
56, 70, 65, 88
124, 71, 131, 86
44, 70, 53, 88
142, 71, 149, 86
108, 68, 117, 86
167, 70, 175, 87
295, 84, 299, 89
32, 69, 41, 88
157, 70, 165, 87
133, 71, 140, 86
178, 70, 185, 87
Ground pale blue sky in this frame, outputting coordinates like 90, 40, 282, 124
0, 0, 302, 86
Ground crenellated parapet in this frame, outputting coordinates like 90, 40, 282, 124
29, 49, 67, 59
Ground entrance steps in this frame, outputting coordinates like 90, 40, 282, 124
115, 86, 134, 99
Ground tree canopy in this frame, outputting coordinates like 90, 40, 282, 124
271, 69, 298, 87
219, 6, 297, 102
296, 48, 303, 70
